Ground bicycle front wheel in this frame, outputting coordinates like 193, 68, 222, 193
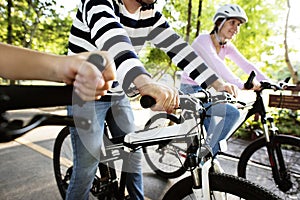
237, 134, 300, 199
163, 171, 281, 200
53, 127, 73, 199
53, 127, 99, 200
142, 113, 187, 179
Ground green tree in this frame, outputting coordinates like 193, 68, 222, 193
0, 0, 74, 84
283, 0, 298, 84
0, 0, 73, 54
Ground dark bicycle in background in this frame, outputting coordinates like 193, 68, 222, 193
142, 72, 300, 199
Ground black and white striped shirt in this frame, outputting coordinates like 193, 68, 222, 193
68, 0, 218, 99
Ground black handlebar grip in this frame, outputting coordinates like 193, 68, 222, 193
140, 95, 156, 108
284, 77, 291, 84
73, 54, 107, 106
86, 54, 106, 72
244, 71, 256, 89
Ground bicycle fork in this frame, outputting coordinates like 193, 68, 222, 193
264, 117, 293, 192
187, 149, 213, 200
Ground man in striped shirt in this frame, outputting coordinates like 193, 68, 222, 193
67, 0, 238, 199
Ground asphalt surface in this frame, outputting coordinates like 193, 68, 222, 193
0, 106, 297, 200
0, 127, 243, 200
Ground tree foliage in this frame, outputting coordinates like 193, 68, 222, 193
0, 0, 73, 54
0, 0, 74, 84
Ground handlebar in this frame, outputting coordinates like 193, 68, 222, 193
0, 84, 91, 142
259, 81, 282, 91
140, 89, 209, 109
244, 70, 286, 92
140, 95, 156, 108
140, 71, 289, 111
0, 85, 83, 143
0, 85, 80, 112
0, 54, 106, 143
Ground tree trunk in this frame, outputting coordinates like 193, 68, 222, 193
185, 0, 192, 42
22, 1, 41, 48
7, 0, 16, 85
7, 0, 13, 44
195, 0, 203, 37
284, 0, 298, 84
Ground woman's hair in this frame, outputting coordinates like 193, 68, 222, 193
210, 18, 225, 35
210, 17, 244, 35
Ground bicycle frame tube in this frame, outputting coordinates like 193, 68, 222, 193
224, 90, 269, 141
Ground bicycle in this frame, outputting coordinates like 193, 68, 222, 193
0, 83, 281, 199
142, 71, 300, 199
52, 88, 281, 199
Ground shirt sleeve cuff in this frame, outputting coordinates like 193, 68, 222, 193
122, 67, 151, 96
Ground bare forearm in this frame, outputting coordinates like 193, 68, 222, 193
0, 43, 61, 81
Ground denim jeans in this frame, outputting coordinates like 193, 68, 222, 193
66, 97, 143, 200
180, 84, 240, 155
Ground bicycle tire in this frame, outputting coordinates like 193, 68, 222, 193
53, 127, 102, 200
53, 126, 72, 199
163, 171, 281, 200
142, 113, 187, 179
237, 134, 300, 199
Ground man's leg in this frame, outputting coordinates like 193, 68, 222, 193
106, 97, 144, 200
66, 101, 110, 200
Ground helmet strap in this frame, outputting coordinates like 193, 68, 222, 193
218, 18, 226, 33
215, 18, 227, 46
214, 31, 227, 46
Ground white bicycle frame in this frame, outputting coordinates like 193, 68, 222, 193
124, 108, 217, 200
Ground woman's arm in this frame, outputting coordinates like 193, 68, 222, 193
227, 44, 269, 82
191, 35, 245, 89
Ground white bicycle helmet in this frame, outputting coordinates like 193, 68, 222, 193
213, 4, 248, 24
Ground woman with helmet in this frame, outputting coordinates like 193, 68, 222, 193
181, 4, 270, 156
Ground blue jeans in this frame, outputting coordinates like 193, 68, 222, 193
66, 97, 143, 200
180, 84, 240, 155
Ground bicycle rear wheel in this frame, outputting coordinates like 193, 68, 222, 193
142, 113, 187, 179
163, 171, 281, 200
237, 134, 300, 199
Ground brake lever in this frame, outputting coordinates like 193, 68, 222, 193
260, 81, 282, 91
